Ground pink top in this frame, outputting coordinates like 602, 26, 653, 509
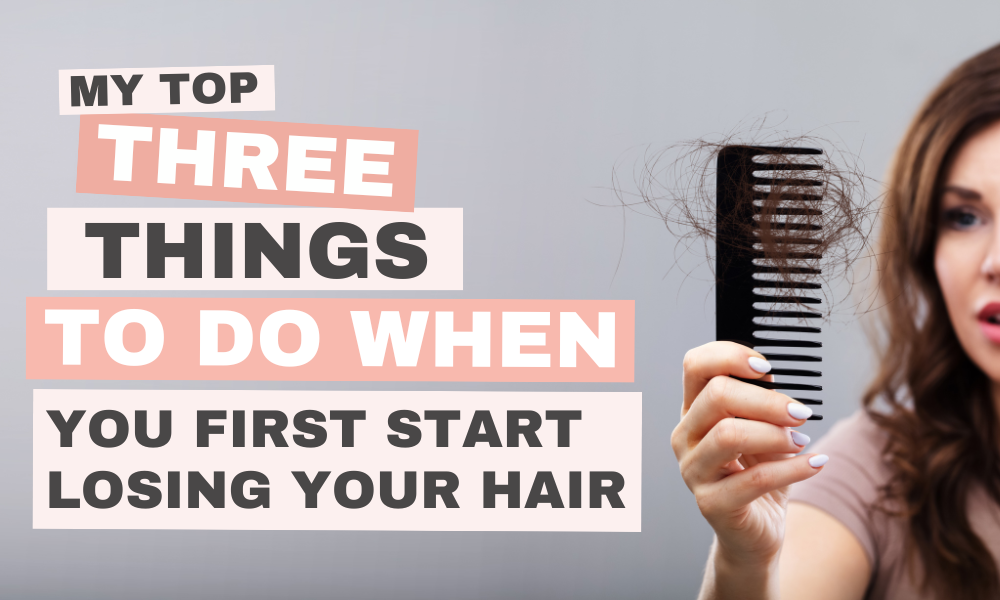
789, 410, 1000, 599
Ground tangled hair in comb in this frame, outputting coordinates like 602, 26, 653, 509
609, 121, 881, 318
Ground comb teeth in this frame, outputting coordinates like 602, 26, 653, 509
716, 146, 824, 419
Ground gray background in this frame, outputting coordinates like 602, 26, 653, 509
2, 1, 998, 598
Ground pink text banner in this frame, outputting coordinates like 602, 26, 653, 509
27, 298, 634, 382
76, 114, 419, 211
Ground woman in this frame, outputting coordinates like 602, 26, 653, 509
674, 43, 1000, 599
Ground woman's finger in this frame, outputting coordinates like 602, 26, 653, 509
680, 375, 812, 442
746, 451, 803, 464
679, 418, 808, 486
740, 431, 813, 468
699, 453, 829, 515
682, 341, 773, 412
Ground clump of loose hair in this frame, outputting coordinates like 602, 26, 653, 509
608, 120, 881, 318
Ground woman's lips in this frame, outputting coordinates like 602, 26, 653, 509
980, 320, 1000, 344
977, 302, 1000, 343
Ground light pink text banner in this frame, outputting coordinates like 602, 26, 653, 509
47, 208, 462, 290
34, 389, 641, 531
27, 298, 634, 382
77, 114, 419, 211
58, 66, 275, 115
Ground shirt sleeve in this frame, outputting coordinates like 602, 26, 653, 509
787, 410, 892, 569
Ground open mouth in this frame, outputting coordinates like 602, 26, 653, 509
979, 302, 1000, 323
977, 302, 1000, 343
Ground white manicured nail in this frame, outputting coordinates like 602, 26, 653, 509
790, 430, 810, 446
748, 357, 771, 374
787, 403, 813, 420
808, 454, 829, 468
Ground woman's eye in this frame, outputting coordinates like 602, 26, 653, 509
943, 207, 983, 230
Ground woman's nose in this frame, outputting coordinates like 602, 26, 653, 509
982, 224, 1000, 282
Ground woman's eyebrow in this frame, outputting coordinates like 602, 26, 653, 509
942, 184, 982, 200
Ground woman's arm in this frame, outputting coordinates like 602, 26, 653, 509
697, 501, 871, 600
698, 538, 781, 599
778, 502, 871, 600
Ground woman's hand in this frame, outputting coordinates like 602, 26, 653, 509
671, 341, 828, 599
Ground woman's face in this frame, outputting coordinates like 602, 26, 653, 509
936, 119, 1000, 384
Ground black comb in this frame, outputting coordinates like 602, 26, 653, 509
716, 146, 823, 420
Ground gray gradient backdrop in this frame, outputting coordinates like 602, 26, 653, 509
2, 1, 998, 598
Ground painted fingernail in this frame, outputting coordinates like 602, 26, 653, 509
748, 357, 771, 374
808, 454, 829, 468
790, 430, 810, 446
787, 403, 813, 420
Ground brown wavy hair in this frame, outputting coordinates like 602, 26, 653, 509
865, 42, 1000, 598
